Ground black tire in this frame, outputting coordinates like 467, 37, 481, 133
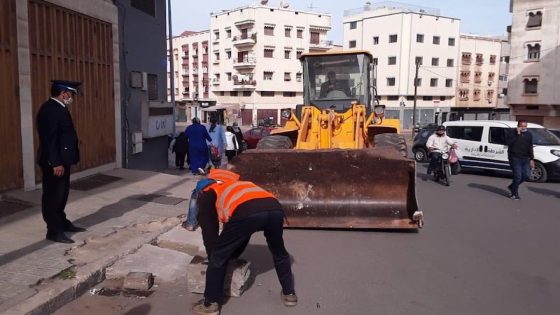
529, 161, 548, 183
451, 162, 461, 175
413, 148, 427, 162
256, 135, 293, 149
374, 133, 407, 157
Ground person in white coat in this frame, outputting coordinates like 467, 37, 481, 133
225, 126, 239, 162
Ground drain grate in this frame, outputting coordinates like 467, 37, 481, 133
70, 174, 123, 191
0, 199, 34, 219
132, 194, 186, 205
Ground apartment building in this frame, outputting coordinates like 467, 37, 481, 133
168, 30, 212, 121
507, 0, 560, 128
498, 37, 511, 109
209, 4, 332, 126
343, 2, 460, 129
454, 34, 504, 120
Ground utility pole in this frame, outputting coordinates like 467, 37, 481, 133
411, 59, 420, 140
167, 0, 176, 135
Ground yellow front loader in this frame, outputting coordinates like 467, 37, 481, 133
231, 51, 423, 229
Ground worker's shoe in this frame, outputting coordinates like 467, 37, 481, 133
281, 292, 298, 307
192, 299, 220, 315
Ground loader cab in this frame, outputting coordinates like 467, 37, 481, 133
301, 51, 373, 113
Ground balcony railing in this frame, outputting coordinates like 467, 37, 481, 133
309, 39, 333, 50
212, 78, 220, 85
233, 57, 257, 68
233, 78, 257, 89
232, 33, 257, 46
462, 57, 471, 65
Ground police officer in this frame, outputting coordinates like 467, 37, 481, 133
36, 80, 86, 244
192, 169, 297, 315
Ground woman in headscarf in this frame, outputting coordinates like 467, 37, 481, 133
185, 117, 212, 175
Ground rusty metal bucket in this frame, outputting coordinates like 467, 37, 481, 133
230, 147, 421, 229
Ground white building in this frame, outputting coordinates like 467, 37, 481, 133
343, 2, 460, 129
209, 3, 332, 126
167, 30, 212, 121
498, 36, 511, 109
454, 34, 504, 120
507, 0, 560, 128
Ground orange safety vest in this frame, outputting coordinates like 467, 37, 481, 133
208, 180, 276, 223
207, 169, 240, 183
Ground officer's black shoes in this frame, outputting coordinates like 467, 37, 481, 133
192, 299, 220, 315
65, 224, 87, 233
281, 291, 298, 307
46, 232, 75, 244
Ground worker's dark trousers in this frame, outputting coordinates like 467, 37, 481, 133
41, 165, 72, 235
204, 210, 295, 303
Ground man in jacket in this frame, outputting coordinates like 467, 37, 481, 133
36, 80, 86, 244
192, 169, 297, 315
506, 120, 535, 200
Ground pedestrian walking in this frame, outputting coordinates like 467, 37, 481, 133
231, 122, 245, 153
506, 120, 535, 200
224, 126, 239, 162
206, 115, 226, 168
36, 80, 87, 244
185, 117, 213, 175
172, 131, 189, 169
192, 169, 297, 315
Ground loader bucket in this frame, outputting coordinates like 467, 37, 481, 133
230, 147, 421, 229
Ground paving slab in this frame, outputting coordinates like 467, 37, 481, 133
157, 226, 206, 256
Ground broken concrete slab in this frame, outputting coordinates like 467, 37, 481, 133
106, 244, 192, 283
187, 256, 251, 297
123, 272, 154, 291
157, 226, 206, 256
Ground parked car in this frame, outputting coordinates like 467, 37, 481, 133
412, 125, 438, 162
243, 126, 273, 149
549, 128, 560, 139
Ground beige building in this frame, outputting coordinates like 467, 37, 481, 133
209, 4, 332, 126
455, 34, 502, 113
507, 0, 560, 128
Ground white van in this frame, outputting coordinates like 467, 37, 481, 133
443, 120, 560, 182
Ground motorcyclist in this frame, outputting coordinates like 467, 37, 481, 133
426, 125, 457, 175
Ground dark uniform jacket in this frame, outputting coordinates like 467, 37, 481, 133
37, 98, 80, 167
506, 129, 534, 160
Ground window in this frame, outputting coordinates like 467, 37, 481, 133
488, 72, 496, 82
476, 54, 484, 65
373, 58, 378, 65
406, 96, 415, 101
445, 79, 453, 87
261, 91, 275, 97
131, 0, 155, 16
226, 72, 232, 81
387, 77, 396, 86
147, 74, 158, 100
527, 11, 543, 28
220, 91, 225, 96
310, 31, 320, 45
422, 96, 433, 101
460, 71, 470, 83
214, 31, 219, 40
527, 43, 541, 60
415, 56, 423, 65
285, 27, 291, 37
416, 34, 424, 43
296, 50, 303, 58
243, 91, 252, 97
349, 40, 357, 48
226, 29, 231, 38
373, 36, 379, 45
432, 58, 439, 66
486, 90, 494, 103
446, 126, 483, 141
415, 78, 422, 87
214, 52, 220, 60
297, 28, 303, 38
474, 72, 482, 83
230, 91, 238, 96
462, 53, 472, 65
448, 37, 455, 46
433, 36, 440, 45
489, 55, 497, 64
283, 92, 296, 97
388, 56, 397, 65
430, 78, 438, 87
284, 72, 291, 81
284, 50, 291, 59
473, 89, 481, 101
523, 78, 538, 94
499, 74, 507, 81
387, 96, 399, 101
350, 21, 357, 29
501, 56, 510, 63
264, 25, 274, 36
447, 59, 454, 67
263, 71, 273, 80
264, 49, 274, 58
459, 89, 469, 100
489, 127, 508, 145
440, 96, 446, 101
389, 34, 398, 43
296, 72, 302, 82
226, 51, 231, 59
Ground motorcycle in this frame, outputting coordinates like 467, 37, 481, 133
432, 151, 452, 186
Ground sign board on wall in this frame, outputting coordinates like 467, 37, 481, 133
141, 101, 174, 138
146, 115, 174, 138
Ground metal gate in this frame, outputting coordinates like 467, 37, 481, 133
0, 0, 23, 191
241, 109, 253, 126
28, 0, 115, 180
257, 109, 278, 125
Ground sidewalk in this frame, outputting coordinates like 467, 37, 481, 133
0, 167, 198, 314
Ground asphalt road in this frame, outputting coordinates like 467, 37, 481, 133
57, 164, 560, 315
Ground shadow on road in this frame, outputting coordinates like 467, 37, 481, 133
123, 303, 151, 315
468, 183, 509, 197
527, 186, 560, 198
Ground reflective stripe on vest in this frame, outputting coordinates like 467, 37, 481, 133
214, 181, 275, 222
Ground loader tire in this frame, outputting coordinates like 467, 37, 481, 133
374, 133, 407, 157
256, 135, 293, 149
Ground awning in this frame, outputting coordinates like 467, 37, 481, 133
201, 103, 239, 111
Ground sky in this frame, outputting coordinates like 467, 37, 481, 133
169, 0, 511, 43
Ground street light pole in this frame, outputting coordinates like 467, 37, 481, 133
412, 59, 420, 140
167, 0, 176, 135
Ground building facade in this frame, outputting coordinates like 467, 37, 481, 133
209, 4, 332, 126
343, 3, 460, 129
507, 0, 560, 128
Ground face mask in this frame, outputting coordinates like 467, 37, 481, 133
63, 96, 74, 106
520, 128, 528, 133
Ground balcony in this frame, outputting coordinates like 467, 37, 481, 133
212, 78, 220, 85
235, 19, 255, 27
474, 77, 482, 84
233, 57, 257, 69
182, 72, 189, 77
460, 77, 470, 83
461, 57, 471, 65
213, 59, 220, 65
182, 89, 189, 96
233, 33, 256, 47
309, 39, 333, 51
233, 78, 257, 90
